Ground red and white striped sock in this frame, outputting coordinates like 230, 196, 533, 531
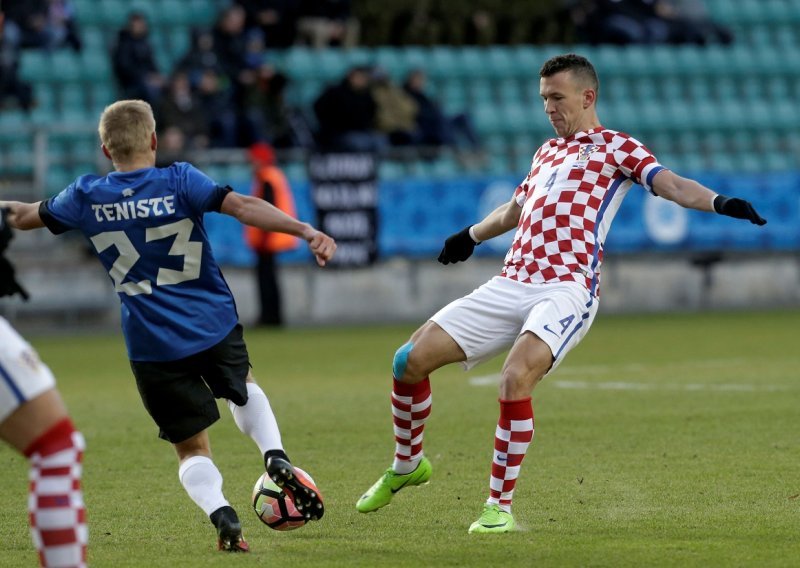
391, 378, 432, 475
25, 418, 87, 568
487, 397, 534, 513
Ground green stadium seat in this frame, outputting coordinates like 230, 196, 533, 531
457, 47, 485, 79
316, 50, 348, 81
427, 46, 461, 81
472, 104, 500, 136
18, 51, 51, 83
81, 51, 112, 80
282, 48, 316, 80
374, 48, 404, 78
51, 51, 82, 83
157, 0, 186, 26
186, 0, 219, 26
467, 82, 493, 105
342, 47, 373, 70
496, 78, 523, 105
510, 46, 540, 74
439, 80, 467, 112
400, 47, 428, 73
484, 47, 514, 79
60, 84, 87, 112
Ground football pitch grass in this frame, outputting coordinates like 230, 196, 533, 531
1, 309, 798, 567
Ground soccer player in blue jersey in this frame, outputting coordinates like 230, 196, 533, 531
1, 100, 336, 553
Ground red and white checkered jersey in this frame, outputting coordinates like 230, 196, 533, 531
501, 126, 665, 296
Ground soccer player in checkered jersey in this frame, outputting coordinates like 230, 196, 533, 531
0, 208, 88, 567
1, 100, 336, 553
356, 53, 766, 532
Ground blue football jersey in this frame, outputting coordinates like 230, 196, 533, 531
40, 162, 239, 362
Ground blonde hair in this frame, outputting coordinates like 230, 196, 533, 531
98, 100, 156, 163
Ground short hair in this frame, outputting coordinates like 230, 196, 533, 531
98, 100, 156, 163
539, 53, 599, 94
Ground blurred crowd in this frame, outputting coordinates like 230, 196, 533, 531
0, 0, 733, 156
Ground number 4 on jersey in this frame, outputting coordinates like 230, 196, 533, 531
544, 170, 558, 192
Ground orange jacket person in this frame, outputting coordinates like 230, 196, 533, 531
246, 143, 298, 326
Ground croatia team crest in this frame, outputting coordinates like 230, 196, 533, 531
577, 144, 598, 161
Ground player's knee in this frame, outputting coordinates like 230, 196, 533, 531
499, 363, 545, 399
392, 342, 414, 380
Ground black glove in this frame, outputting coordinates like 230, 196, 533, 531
0, 208, 30, 300
713, 195, 767, 226
0, 255, 29, 300
438, 226, 480, 265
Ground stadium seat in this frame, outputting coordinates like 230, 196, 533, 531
428, 46, 460, 80
484, 47, 515, 80
282, 47, 316, 80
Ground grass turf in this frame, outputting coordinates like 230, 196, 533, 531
1, 309, 798, 567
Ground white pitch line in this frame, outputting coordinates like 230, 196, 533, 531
468, 374, 788, 392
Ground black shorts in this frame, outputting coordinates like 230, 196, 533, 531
130, 324, 250, 444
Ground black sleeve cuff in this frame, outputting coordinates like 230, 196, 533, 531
38, 199, 73, 235
211, 185, 234, 213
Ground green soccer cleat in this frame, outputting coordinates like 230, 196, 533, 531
356, 457, 433, 513
468, 504, 516, 534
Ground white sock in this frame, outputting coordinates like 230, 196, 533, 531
228, 382, 283, 455
178, 456, 229, 517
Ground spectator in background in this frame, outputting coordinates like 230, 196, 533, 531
212, 5, 250, 94
574, 0, 732, 45
313, 65, 387, 152
156, 72, 210, 151
154, 125, 188, 168
370, 66, 419, 146
111, 12, 164, 104
297, 0, 360, 48
43, 0, 82, 51
176, 28, 226, 86
195, 68, 238, 147
0, 12, 33, 112
245, 142, 299, 327
237, 0, 300, 48
245, 63, 315, 149
403, 69, 480, 152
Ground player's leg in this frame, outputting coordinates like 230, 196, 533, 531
173, 432, 248, 552
204, 324, 324, 521
356, 321, 464, 513
359, 277, 526, 513
130, 355, 249, 551
470, 282, 598, 534
0, 318, 87, 567
1, 390, 88, 568
229, 376, 325, 522
468, 332, 548, 534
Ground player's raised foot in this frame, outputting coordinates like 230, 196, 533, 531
468, 504, 516, 534
266, 456, 325, 521
356, 457, 432, 513
210, 505, 250, 552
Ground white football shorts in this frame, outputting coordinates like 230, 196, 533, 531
0, 317, 56, 423
430, 275, 599, 373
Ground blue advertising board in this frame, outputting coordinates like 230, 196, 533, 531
205, 172, 799, 267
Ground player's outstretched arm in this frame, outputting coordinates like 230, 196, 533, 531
438, 196, 522, 265
0, 201, 45, 230
651, 170, 766, 225
220, 191, 336, 266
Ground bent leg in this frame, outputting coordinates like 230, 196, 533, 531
2, 392, 88, 568
228, 373, 284, 463
0, 389, 69, 453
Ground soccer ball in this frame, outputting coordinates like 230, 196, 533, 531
252, 467, 318, 531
